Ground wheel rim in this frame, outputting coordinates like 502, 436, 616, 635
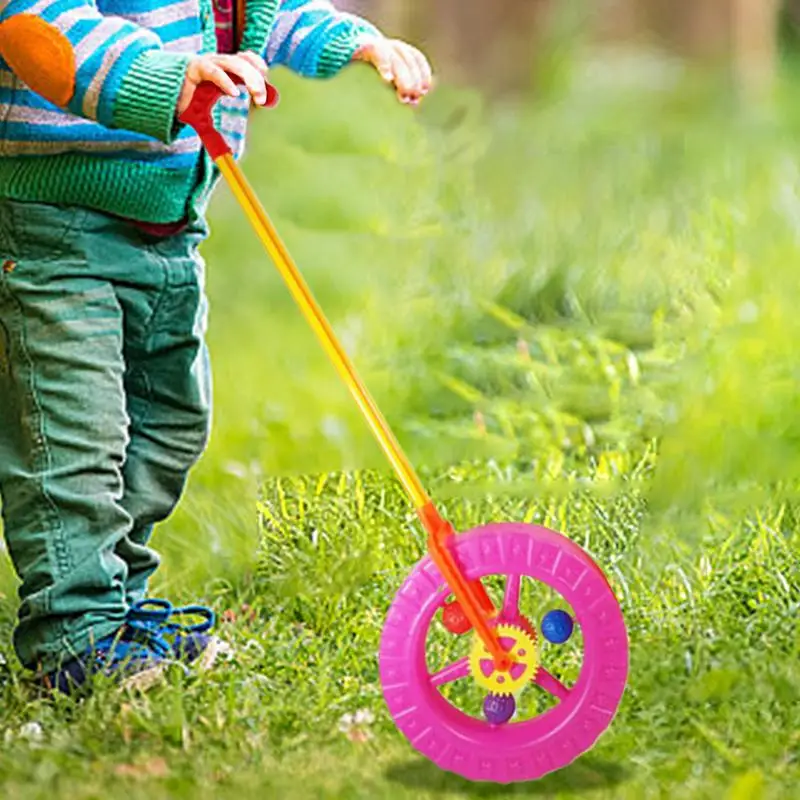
380, 522, 628, 783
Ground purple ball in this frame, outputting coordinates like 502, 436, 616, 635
483, 693, 516, 725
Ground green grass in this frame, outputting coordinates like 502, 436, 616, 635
2, 56, 800, 797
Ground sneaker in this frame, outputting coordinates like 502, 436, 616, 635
44, 624, 175, 696
125, 599, 222, 670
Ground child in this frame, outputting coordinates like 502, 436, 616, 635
0, 0, 431, 693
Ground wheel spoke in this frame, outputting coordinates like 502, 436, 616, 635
502, 574, 521, 619
534, 668, 571, 701
430, 657, 471, 687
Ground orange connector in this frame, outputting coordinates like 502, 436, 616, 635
418, 502, 512, 672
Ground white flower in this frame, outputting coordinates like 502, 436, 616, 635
215, 640, 235, 661
19, 722, 43, 743
241, 639, 264, 659
338, 708, 375, 743
354, 709, 375, 726
337, 713, 355, 733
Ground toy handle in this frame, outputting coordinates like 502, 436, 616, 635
179, 75, 280, 159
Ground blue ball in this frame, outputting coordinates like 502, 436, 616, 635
541, 609, 574, 644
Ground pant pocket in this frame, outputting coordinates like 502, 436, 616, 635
2, 200, 89, 265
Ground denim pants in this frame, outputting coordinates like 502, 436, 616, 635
0, 200, 211, 672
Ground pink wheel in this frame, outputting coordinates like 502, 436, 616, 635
379, 523, 628, 784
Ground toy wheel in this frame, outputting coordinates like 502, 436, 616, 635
379, 523, 628, 784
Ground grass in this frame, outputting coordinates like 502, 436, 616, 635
2, 54, 800, 797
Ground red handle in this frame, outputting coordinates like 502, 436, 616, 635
179, 76, 280, 159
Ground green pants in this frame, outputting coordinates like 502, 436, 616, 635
0, 200, 211, 672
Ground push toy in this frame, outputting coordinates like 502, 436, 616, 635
180, 80, 629, 785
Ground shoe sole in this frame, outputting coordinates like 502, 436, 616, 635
196, 637, 222, 671
120, 663, 168, 693
117, 639, 224, 692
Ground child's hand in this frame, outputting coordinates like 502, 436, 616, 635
177, 52, 269, 115
354, 38, 433, 106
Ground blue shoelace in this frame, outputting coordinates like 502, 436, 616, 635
97, 625, 173, 663
125, 599, 215, 639
46, 603, 206, 693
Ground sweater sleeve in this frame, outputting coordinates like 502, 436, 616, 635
0, 0, 190, 143
265, 0, 381, 79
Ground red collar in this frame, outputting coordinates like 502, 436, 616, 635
213, 0, 235, 53
213, 0, 245, 54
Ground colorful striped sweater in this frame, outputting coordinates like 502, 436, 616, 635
0, 0, 380, 223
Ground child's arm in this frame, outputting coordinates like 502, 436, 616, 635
266, 0, 431, 103
0, 0, 190, 142
0, 0, 268, 142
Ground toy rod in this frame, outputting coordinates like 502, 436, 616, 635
180, 83, 511, 671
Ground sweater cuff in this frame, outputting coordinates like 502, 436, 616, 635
240, 0, 279, 54
113, 50, 192, 143
316, 26, 382, 78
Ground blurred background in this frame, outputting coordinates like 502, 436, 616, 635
141, 0, 800, 584
2, 8, 799, 795
344, 0, 786, 96
4, 0, 800, 592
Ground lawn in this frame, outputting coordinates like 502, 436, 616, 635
1, 57, 799, 798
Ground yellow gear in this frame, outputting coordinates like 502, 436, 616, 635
468, 624, 538, 695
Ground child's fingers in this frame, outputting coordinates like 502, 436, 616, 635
387, 49, 415, 99
406, 45, 433, 91
238, 50, 269, 77
392, 45, 422, 96
388, 42, 432, 102
215, 55, 267, 105
196, 62, 239, 97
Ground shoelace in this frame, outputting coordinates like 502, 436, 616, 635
44, 612, 184, 691
118, 621, 174, 660
81, 626, 173, 679
126, 599, 215, 638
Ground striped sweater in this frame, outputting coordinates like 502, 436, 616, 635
0, 0, 380, 223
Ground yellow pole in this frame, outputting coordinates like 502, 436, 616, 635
213, 151, 511, 671
216, 154, 431, 509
